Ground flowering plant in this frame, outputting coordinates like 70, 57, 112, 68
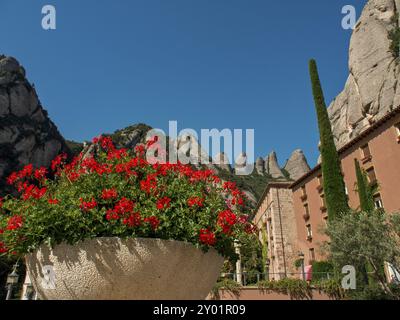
0, 136, 255, 260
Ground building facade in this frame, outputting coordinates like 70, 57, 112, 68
253, 107, 400, 275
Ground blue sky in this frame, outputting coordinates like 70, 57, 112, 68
0, 0, 367, 167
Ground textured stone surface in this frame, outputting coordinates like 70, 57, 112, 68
213, 152, 232, 172
26, 237, 224, 300
284, 149, 311, 181
255, 157, 265, 175
328, 0, 400, 149
265, 152, 284, 178
0, 55, 69, 195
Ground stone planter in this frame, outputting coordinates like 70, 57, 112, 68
25, 237, 224, 300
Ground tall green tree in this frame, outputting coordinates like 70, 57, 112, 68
354, 159, 375, 213
309, 59, 349, 219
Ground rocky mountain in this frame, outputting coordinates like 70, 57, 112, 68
0, 55, 70, 195
328, 0, 400, 149
0, 55, 311, 205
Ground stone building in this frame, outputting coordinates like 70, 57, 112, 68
253, 106, 400, 275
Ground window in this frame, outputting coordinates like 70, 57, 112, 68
303, 204, 310, 220
323, 216, 329, 227
320, 194, 327, 211
374, 194, 384, 209
306, 224, 313, 240
309, 248, 316, 263
361, 144, 371, 159
366, 167, 377, 185
301, 186, 307, 201
395, 123, 400, 141
317, 175, 323, 192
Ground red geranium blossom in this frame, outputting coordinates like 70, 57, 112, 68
144, 216, 160, 230
101, 188, 118, 200
217, 210, 237, 235
123, 212, 142, 227
0, 241, 7, 254
199, 229, 216, 246
156, 197, 171, 210
187, 197, 204, 207
79, 198, 98, 212
7, 215, 23, 231
34, 167, 48, 181
48, 198, 60, 205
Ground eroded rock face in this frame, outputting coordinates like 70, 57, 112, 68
284, 149, 311, 181
255, 157, 265, 175
0, 55, 69, 195
265, 151, 284, 179
213, 152, 232, 172
328, 0, 400, 148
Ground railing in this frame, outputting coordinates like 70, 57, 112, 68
219, 272, 335, 286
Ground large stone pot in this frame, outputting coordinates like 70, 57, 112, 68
25, 237, 224, 300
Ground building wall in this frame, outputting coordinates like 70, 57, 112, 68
253, 184, 299, 280
292, 112, 400, 263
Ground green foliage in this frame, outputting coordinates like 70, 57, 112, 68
309, 59, 349, 219
389, 13, 400, 58
257, 278, 313, 300
65, 140, 84, 157
311, 261, 334, 282
294, 258, 303, 270
0, 136, 255, 261
354, 159, 375, 213
325, 210, 400, 299
216, 168, 271, 204
314, 278, 346, 300
211, 278, 242, 300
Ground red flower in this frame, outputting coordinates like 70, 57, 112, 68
0, 241, 8, 254
114, 198, 135, 215
217, 210, 237, 235
156, 197, 171, 210
20, 164, 33, 178
223, 181, 237, 191
48, 198, 60, 205
7, 215, 23, 231
34, 167, 48, 181
144, 216, 160, 230
146, 135, 159, 148
140, 174, 158, 194
22, 185, 47, 201
187, 197, 204, 207
6, 172, 19, 185
123, 212, 142, 227
101, 188, 118, 200
0, 197, 3, 208
51, 153, 67, 172
0, 229, 4, 234
199, 229, 216, 246
79, 198, 97, 212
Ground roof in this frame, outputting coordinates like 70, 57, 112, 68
290, 105, 400, 189
252, 180, 292, 217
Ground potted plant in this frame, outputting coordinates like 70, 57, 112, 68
0, 135, 255, 300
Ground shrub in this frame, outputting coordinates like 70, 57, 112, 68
0, 135, 256, 260
257, 278, 313, 300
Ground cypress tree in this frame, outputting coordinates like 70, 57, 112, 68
354, 159, 375, 213
309, 59, 349, 219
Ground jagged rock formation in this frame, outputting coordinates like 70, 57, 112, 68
255, 157, 265, 175
213, 152, 232, 172
328, 0, 400, 149
265, 151, 285, 179
284, 149, 311, 181
0, 55, 70, 194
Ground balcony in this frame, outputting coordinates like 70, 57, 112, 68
316, 185, 323, 193
306, 235, 313, 242
361, 155, 372, 164
300, 194, 308, 202
303, 212, 310, 221
320, 206, 327, 213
